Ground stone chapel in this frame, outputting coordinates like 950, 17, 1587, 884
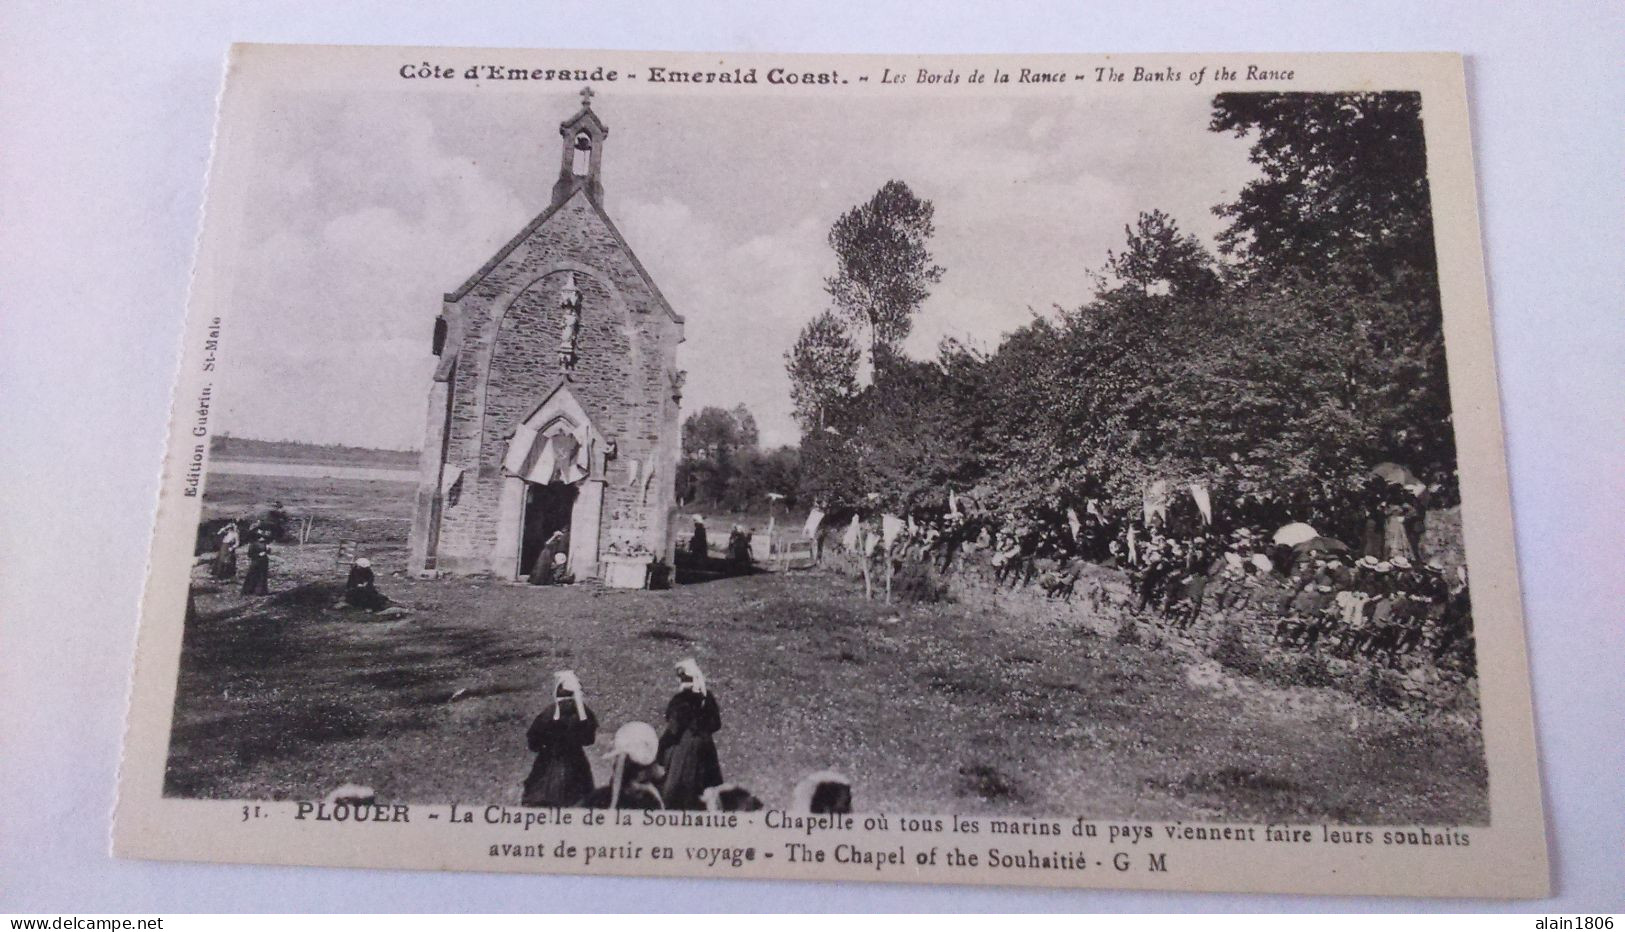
407, 90, 685, 586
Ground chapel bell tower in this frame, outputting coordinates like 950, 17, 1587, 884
551, 87, 608, 209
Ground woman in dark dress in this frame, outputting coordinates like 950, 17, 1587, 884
658, 658, 724, 810
528, 531, 564, 585
343, 558, 391, 611
1359, 478, 1388, 558
240, 532, 271, 596
521, 670, 598, 807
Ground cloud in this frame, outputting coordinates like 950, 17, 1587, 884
617, 197, 827, 449
211, 87, 1259, 454
218, 96, 535, 448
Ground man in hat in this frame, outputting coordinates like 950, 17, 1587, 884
1359, 562, 1399, 660
1415, 558, 1452, 648
1431, 568, 1474, 662
1330, 573, 1373, 656
1174, 536, 1215, 625
1213, 530, 1257, 613
1158, 542, 1189, 617
1133, 545, 1171, 615
726, 524, 753, 569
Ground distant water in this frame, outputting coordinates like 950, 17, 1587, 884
209, 458, 418, 482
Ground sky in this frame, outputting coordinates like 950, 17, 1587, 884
215, 83, 1259, 451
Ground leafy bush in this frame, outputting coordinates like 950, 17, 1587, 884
1114, 619, 1143, 646
1260, 651, 1336, 690
791, 94, 1456, 536
1209, 624, 1265, 678
957, 763, 1022, 802
1355, 664, 1409, 709
892, 560, 951, 603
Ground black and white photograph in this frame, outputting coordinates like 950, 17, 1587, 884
107, 46, 1549, 897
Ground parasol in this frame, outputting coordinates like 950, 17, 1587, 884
1293, 536, 1351, 555
1272, 522, 1319, 546
1370, 462, 1419, 486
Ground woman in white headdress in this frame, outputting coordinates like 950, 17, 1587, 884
657, 658, 724, 810
343, 557, 391, 611
528, 531, 567, 585
582, 722, 665, 810
210, 521, 240, 580
521, 670, 598, 807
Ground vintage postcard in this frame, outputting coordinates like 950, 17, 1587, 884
115, 44, 1548, 897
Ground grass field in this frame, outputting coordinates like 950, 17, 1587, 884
171, 472, 1488, 823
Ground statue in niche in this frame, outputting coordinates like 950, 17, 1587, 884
557, 272, 582, 369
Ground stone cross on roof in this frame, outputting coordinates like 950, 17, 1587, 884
579, 86, 595, 108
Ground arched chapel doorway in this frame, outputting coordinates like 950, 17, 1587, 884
492, 383, 607, 581
520, 481, 579, 577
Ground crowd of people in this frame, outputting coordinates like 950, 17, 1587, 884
816, 472, 1474, 671
1113, 526, 1473, 668
679, 518, 756, 572
198, 502, 419, 616
203, 518, 274, 596
520, 658, 852, 814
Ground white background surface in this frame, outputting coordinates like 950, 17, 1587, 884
2, 0, 1620, 914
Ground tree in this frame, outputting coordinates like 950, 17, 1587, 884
1101, 209, 1222, 299
825, 180, 945, 366
679, 405, 795, 511
1211, 91, 1454, 487
729, 404, 759, 451
786, 93, 1460, 540
793, 337, 991, 513
784, 310, 861, 430
1210, 92, 1435, 284
796, 423, 863, 510
682, 406, 745, 461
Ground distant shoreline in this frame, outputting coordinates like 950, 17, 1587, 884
210, 435, 419, 470
208, 457, 417, 482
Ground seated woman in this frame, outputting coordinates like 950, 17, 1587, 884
581, 722, 665, 810
529, 531, 570, 585
342, 558, 391, 611
550, 550, 575, 585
